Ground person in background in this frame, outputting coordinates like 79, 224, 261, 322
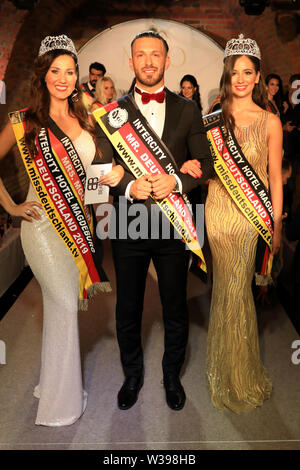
81, 62, 106, 110
282, 73, 300, 160
282, 158, 293, 215
257, 158, 292, 301
265, 73, 284, 118
282, 74, 300, 216
179, 74, 204, 207
179, 74, 202, 112
208, 76, 223, 113
285, 202, 300, 334
90, 76, 117, 112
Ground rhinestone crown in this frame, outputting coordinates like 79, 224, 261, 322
224, 33, 261, 60
38, 34, 77, 57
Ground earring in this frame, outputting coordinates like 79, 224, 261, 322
71, 88, 79, 103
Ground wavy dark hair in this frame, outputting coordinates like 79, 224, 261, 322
24, 49, 97, 158
179, 74, 202, 112
220, 55, 267, 137
265, 73, 284, 115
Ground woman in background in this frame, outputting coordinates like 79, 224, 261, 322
179, 74, 202, 112
265, 73, 284, 117
90, 76, 116, 112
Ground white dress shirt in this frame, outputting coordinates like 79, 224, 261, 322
87, 81, 95, 94
125, 85, 182, 201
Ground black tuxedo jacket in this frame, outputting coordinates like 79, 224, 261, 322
96, 88, 214, 238
81, 82, 94, 98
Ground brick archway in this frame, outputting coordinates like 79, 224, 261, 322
1, 0, 299, 201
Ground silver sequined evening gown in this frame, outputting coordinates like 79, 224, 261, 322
21, 130, 95, 426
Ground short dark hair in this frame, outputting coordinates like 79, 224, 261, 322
289, 73, 300, 84
131, 30, 169, 54
89, 62, 106, 75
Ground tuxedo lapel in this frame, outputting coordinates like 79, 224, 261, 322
162, 89, 184, 145
127, 88, 184, 163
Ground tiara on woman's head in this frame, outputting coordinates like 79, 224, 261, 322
38, 34, 77, 57
224, 34, 261, 60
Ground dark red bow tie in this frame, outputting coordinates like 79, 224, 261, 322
135, 87, 165, 105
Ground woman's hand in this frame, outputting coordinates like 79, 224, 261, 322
282, 101, 289, 113
256, 285, 270, 306
272, 224, 282, 255
180, 159, 202, 178
10, 201, 42, 222
99, 165, 124, 187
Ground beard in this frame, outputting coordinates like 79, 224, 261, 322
134, 68, 165, 88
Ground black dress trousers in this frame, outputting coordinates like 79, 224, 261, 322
112, 237, 190, 377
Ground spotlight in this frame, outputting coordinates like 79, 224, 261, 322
239, 0, 270, 15
275, 12, 299, 42
9, 0, 38, 10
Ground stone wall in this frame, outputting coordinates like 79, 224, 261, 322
0, 0, 299, 202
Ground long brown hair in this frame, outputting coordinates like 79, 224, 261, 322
24, 49, 98, 157
220, 54, 267, 135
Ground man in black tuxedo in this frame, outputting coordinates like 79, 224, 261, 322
81, 62, 106, 98
98, 31, 214, 411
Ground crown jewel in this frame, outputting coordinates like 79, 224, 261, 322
224, 33, 261, 60
38, 34, 77, 57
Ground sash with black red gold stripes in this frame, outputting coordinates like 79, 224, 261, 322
9, 109, 111, 310
93, 94, 207, 273
80, 83, 94, 110
203, 110, 274, 276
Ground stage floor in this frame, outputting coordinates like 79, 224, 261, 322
0, 239, 299, 450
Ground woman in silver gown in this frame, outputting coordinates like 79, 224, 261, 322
0, 35, 123, 426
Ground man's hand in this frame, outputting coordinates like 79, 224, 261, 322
149, 174, 177, 200
283, 121, 296, 132
180, 159, 202, 178
130, 174, 152, 200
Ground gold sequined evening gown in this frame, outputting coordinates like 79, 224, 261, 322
205, 110, 273, 413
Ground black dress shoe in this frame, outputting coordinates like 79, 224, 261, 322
117, 376, 143, 410
163, 374, 186, 410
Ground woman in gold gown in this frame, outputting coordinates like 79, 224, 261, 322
182, 35, 283, 413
